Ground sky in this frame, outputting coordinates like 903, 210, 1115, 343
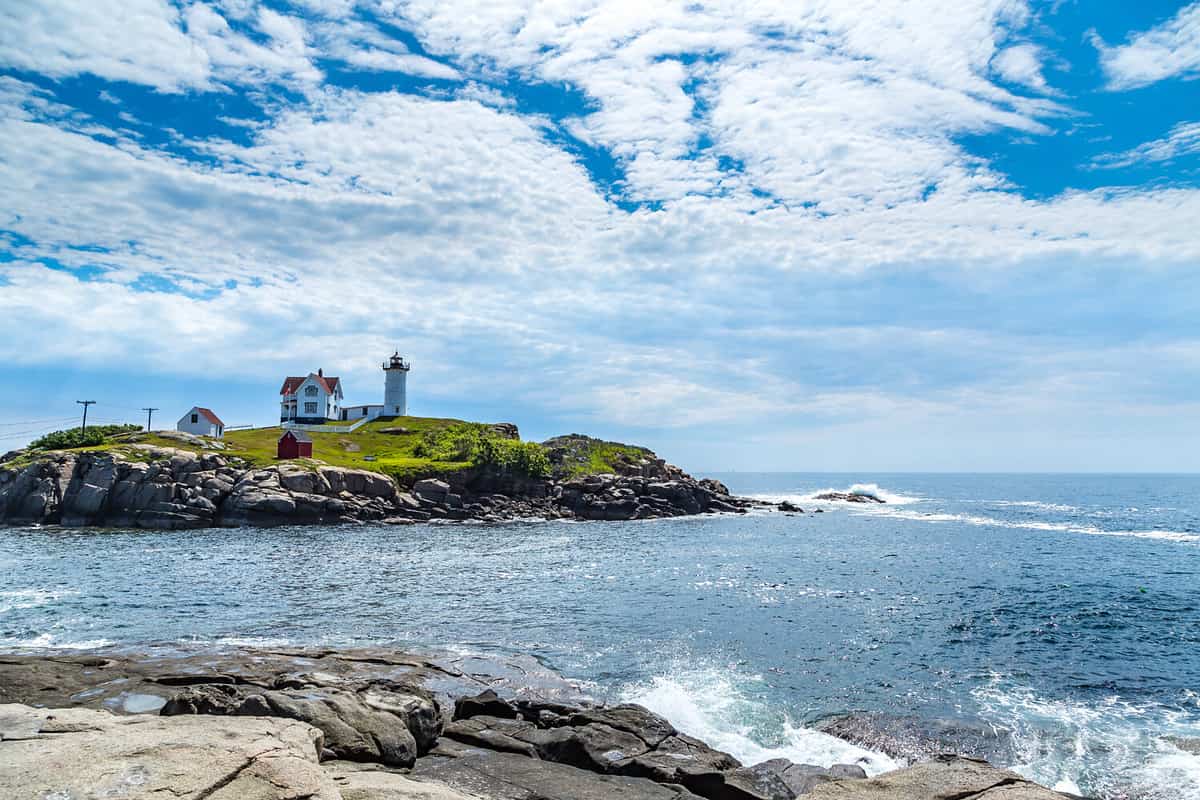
1, 0, 1199, 472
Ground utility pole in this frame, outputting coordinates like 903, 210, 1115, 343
76, 400, 96, 433
142, 407, 159, 432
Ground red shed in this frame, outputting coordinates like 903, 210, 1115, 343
277, 429, 313, 459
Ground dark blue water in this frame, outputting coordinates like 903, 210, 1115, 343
1, 473, 1198, 798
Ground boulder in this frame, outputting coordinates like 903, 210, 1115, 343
413, 478, 451, 502
616, 732, 742, 797
724, 760, 800, 800
161, 681, 441, 767
455, 688, 520, 720
414, 740, 706, 800
803, 756, 1067, 799
489, 422, 520, 439
564, 704, 677, 748
816, 712, 1015, 765
731, 759, 868, 798
0, 702, 340, 800
326, 761, 479, 799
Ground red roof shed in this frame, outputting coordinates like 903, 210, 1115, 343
277, 430, 313, 460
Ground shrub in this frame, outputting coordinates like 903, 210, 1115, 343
414, 423, 550, 477
29, 424, 142, 451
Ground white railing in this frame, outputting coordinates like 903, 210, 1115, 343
280, 417, 369, 434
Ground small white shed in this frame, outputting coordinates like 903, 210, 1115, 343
177, 407, 225, 438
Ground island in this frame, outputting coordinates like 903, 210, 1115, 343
0, 418, 752, 528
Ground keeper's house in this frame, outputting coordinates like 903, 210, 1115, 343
279, 369, 343, 424
177, 407, 224, 438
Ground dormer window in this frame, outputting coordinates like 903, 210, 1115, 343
305, 385, 318, 396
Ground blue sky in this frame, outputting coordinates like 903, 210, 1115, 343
1, 0, 1199, 471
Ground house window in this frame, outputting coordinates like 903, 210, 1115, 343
304, 402, 318, 414
190, 413, 198, 424
305, 386, 318, 396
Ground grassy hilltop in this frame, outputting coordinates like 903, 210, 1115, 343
6, 417, 661, 486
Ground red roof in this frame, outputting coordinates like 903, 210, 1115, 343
196, 407, 224, 427
280, 373, 340, 396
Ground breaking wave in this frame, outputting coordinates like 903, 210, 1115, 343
620, 666, 899, 776
0, 632, 114, 650
973, 679, 1200, 799
753, 482, 921, 507
861, 508, 1200, 543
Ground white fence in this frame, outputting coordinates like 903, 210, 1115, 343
280, 417, 369, 434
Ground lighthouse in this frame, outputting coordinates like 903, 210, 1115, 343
383, 352, 410, 416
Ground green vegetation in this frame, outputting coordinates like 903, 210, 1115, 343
542, 434, 653, 479
220, 417, 476, 481
29, 424, 142, 451
413, 423, 550, 477
9, 417, 614, 485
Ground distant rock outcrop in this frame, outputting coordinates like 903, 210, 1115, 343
813, 492, 885, 504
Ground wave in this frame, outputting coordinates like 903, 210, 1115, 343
973, 680, 1200, 799
861, 508, 1200, 543
752, 482, 921, 507
620, 667, 899, 776
0, 588, 79, 615
0, 632, 113, 650
990, 500, 1081, 513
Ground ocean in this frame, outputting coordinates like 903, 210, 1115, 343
1, 472, 1198, 798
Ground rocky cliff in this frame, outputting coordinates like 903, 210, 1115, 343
0, 648, 1083, 800
0, 439, 751, 529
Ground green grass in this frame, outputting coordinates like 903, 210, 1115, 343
543, 435, 653, 478
6, 418, 642, 485
2, 417, 475, 484
221, 416, 473, 480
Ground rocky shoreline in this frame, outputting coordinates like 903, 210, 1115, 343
0, 647, 1081, 800
0, 439, 754, 529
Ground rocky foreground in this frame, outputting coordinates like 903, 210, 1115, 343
0, 648, 1079, 800
0, 435, 752, 529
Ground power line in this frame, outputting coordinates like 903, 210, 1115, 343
0, 425, 76, 441
141, 407, 159, 431
0, 416, 80, 428
0, 418, 140, 444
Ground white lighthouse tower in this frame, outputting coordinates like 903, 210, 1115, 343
383, 352, 410, 416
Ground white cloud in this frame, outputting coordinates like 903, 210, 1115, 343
0, 0, 210, 92
0, 0, 322, 92
310, 18, 461, 79
1091, 2, 1200, 90
991, 43, 1052, 92
182, 4, 322, 88
384, 0, 1067, 205
2, 1, 1200, 450
1091, 121, 1200, 169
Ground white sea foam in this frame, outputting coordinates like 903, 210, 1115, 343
0, 632, 113, 650
752, 482, 921, 507
0, 588, 79, 614
860, 508, 1200, 542
210, 636, 296, 648
991, 500, 1081, 513
973, 680, 1200, 799
620, 667, 899, 776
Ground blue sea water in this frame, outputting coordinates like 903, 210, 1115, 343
1, 473, 1198, 798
